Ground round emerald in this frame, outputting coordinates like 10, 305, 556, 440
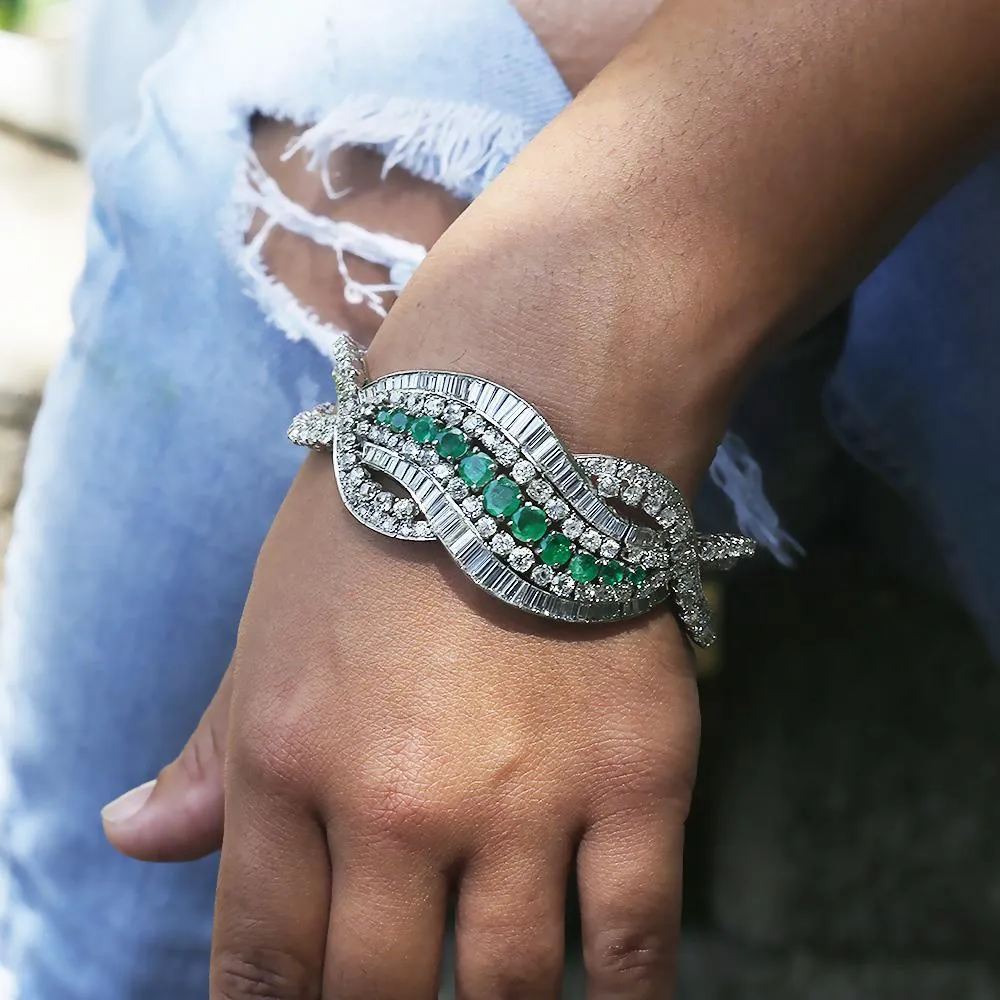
510, 505, 547, 543
628, 566, 648, 586
375, 409, 392, 425
458, 453, 496, 489
410, 415, 440, 444
569, 553, 598, 584
538, 532, 572, 567
436, 428, 469, 460
388, 408, 410, 433
599, 560, 626, 585
483, 477, 522, 518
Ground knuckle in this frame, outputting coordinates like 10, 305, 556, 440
231, 714, 316, 794
587, 927, 671, 988
212, 947, 317, 999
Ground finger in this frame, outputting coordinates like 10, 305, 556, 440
102, 664, 232, 861
323, 845, 447, 999
454, 839, 572, 1000
577, 818, 685, 999
210, 772, 330, 1000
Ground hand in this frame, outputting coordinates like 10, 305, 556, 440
104, 450, 700, 998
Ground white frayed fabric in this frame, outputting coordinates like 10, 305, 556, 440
287, 95, 528, 201
710, 432, 804, 565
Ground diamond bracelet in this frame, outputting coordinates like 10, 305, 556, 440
287, 339, 755, 646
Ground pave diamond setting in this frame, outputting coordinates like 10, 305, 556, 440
288, 364, 756, 644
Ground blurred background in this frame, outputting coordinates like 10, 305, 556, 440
1, 4, 999, 997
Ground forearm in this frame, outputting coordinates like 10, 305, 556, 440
368, 0, 1000, 490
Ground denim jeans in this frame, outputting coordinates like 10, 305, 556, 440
2, 0, 999, 996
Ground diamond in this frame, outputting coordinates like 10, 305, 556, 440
393, 498, 416, 518
531, 564, 554, 587
462, 413, 486, 437
579, 528, 602, 552
595, 457, 618, 477
436, 428, 469, 460
562, 516, 584, 539
401, 440, 421, 459
447, 478, 470, 501
569, 553, 599, 583
509, 547, 535, 572
355, 420, 372, 438
348, 466, 366, 483
458, 453, 497, 489
483, 477, 522, 518
389, 389, 404, 405
405, 392, 423, 411
338, 432, 358, 449
544, 497, 569, 521
526, 479, 553, 504
481, 429, 500, 451
412, 520, 434, 538
419, 448, 438, 467
598, 560, 626, 585
388, 409, 410, 433
599, 538, 620, 559
538, 532, 572, 567
443, 401, 465, 426
551, 573, 574, 597
340, 451, 358, 469
475, 516, 498, 539
410, 415, 440, 444
376, 490, 395, 510
621, 481, 645, 506
424, 397, 445, 417
494, 441, 519, 466
462, 495, 484, 519
490, 532, 515, 556
643, 491, 666, 516
596, 475, 619, 498
510, 505, 548, 543
433, 463, 452, 480
511, 460, 535, 484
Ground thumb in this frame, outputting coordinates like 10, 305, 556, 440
102, 665, 232, 862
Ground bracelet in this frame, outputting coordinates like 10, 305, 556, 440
288, 340, 754, 646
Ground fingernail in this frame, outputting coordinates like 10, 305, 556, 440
101, 779, 156, 824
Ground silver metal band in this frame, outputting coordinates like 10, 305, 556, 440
288, 359, 755, 646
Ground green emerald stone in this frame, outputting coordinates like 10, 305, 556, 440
458, 453, 497, 489
375, 409, 392, 425
436, 428, 469, 460
510, 505, 547, 543
483, 476, 522, 518
628, 566, 648, 586
569, 553, 598, 584
410, 415, 440, 444
599, 560, 626, 585
538, 532, 572, 567
388, 408, 410, 433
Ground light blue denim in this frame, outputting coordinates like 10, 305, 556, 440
2, 0, 999, 997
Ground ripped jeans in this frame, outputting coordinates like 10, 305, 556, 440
3, 0, 1000, 996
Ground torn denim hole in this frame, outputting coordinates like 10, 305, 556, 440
225, 104, 796, 562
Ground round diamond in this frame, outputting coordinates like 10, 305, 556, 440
621, 481, 645, 506
544, 497, 569, 521
579, 528, 602, 552
475, 516, 498, 539
348, 466, 366, 483
393, 498, 416, 518
389, 389, 405, 406
340, 451, 358, 469
481, 429, 500, 451
462, 414, 486, 437
483, 477, 522, 518
436, 429, 470, 460
494, 441, 519, 466
526, 479, 553, 504
410, 415, 440, 444
412, 520, 434, 538
462, 495, 484, 519
490, 532, 515, 557
443, 401, 465, 426
643, 492, 666, 516
596, 475, 619, 498
458, 453, 497, 490
424, 397, 445, 417
599, 538, 621, 559
538, 532, 572, 567
511, 460, 535, 485
433, 463, 452, 480
405, 392, 423, 411
510, 505, 548, 543
562, 516, 584, 539
509, 547, 535, 572
376, 490, 395, 510
447, 478, 470, 501
551, 573, 574, 597
355, 420, 372, 438
401, 440, 421, 459
419, 448, 438, 467
531, 564, 554, 587
569, 553, 599, 583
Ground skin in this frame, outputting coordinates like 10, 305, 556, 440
102, 0, 1000, 996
